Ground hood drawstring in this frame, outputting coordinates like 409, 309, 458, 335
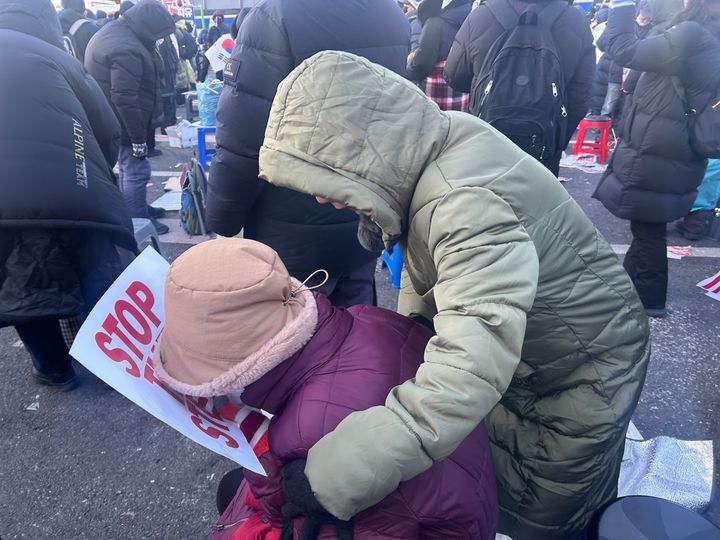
283, 269, 329, 306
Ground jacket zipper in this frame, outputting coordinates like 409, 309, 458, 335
212, 518, 248, 532
553, 83, 568, 117
480, 80, 494, 108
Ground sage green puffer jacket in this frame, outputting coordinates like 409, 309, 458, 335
258, 51, 650, 540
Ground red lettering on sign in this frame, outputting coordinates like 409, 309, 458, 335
186, 398, 230, 431
126, 281, 161, 328
190, 416, 240, 449
143, 360, 185, 405
95, 331, 140, 378
115, 299, 152, 346
102, 313, 143, 361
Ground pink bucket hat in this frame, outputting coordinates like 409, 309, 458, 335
154, 238, 318, 397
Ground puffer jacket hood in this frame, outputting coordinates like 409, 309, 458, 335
0, 0, 64, 49
441, 0, 473, 27
260, 50, 650, 540
123, 0, 175, 44
646, 0, 683, 26
418, 0, 471, 25
260, 52, 450, 249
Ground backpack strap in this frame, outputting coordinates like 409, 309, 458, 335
486, 0, 520, 31
670, 76, 697, 116
68, 18, 90, 37
537, 0, 569, 28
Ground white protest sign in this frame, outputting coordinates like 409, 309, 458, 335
697, 269, 720, 301
667, 246, 692, 260
69, 247, 264, 475
205, 33, 234, 74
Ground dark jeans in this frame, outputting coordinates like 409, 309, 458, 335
623, 221, 668, 310
15, 319, 72, 375
316, 258, 377, 308
147, 125, 156, 152
118, 145, 151, 218
162, 94, 177, 127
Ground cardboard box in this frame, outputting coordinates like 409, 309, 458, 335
166, 120, 198, 148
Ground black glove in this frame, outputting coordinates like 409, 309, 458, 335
281, 459, 354, 540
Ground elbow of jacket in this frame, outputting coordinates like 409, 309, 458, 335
447, 78, 470, 94
444, 67, 469, 93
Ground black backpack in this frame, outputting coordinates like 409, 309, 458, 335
471, 0, 568, 167
63, 18, 91, 61
671, 76, 720, 159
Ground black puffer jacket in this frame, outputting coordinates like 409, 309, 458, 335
176, 26, 198, 61
593, 7, 720, 223
406, 0, 471, 81
207, 0, 410, 280
158, 35, 179, 97
590, 0, 683, 116
409, 14, 422, 51
0, 0, 135, 326
85, 0, 175, 145
588, 29, 623, 114
58, 7, 98, 62
445, 0, 596, 147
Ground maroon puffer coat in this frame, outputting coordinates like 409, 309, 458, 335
217, 293, 498, 539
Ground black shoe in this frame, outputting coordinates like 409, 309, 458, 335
32, 366, 79, 391
152, 219, 169, 235
148, 205, 166, 218
675, 211, 712, 241
147, 148, 163, 157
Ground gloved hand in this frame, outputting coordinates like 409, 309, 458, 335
281, 459, 354, 540
132, 142, 148, 159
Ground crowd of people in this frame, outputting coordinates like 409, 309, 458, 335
1, 0, 719, 538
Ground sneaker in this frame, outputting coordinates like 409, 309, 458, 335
148, 205, 166, 219
32, 366, 79, 392
645, 307, 668, 318
152, 219, 169, 235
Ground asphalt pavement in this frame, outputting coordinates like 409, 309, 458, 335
1, 137, 718, 538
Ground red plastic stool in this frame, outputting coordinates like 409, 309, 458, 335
574, 117, 613, 164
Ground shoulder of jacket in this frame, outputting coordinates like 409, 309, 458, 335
555, 3, 590, 27
255, 0, 285, 25
663, 20, 710, 49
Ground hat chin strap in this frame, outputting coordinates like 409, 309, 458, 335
284, 269, 329, 305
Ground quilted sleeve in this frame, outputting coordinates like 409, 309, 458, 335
304, 186, 539, 520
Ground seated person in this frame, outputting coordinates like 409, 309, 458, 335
155, 238, 498, 540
